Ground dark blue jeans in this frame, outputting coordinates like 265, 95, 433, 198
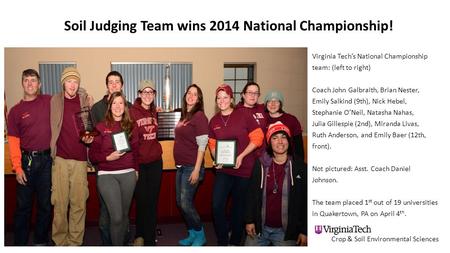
14, 153, 52, 245
212, 172, 250, 246
175, 166, 205, 231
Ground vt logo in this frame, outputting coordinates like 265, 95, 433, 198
315, 225, 323, 234
145, 125, 155, 133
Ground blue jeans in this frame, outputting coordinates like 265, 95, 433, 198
14, 153, 52, 245
212, 172, 250, 246
175, 166, 205, 231
245, 225, 297, 246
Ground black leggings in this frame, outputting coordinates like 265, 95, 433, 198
134, 159, 163, 246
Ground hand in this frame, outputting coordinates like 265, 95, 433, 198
297, 233, 307, 246
106, 151, 126, 161
156, 106, 163, 112
81, 135, 94, 144
16, 170, 27, 185
87, 95, 94, 107
234, 154, 244, 169
135, 171, 139, 180
245, 224, 256, 238
213, 162, 223, 170
189, 169, 200, 185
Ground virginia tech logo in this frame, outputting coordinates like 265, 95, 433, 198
315, 225, 323, 234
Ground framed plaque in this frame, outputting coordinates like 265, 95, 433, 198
215, 140, 237, 167
157, 111, 181, 140
112, 131, 131, 152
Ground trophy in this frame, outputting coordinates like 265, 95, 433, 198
73, 109, 99, 138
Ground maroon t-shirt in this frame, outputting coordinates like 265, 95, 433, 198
209, 109, 261, 178
236, 102, 268, 157
235, 102, 268, 131
56, 95, 87, 161
89, 121, 139, 171
174, 111, 209, 166
265, 161, 286, 228
7, 95, 51, 151
267, 113, 302, 136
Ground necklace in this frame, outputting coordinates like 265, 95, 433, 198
272, 161, 278, 194
221, 114, 231, 127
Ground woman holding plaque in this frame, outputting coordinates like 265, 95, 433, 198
129, 80, 163, 246
208, 84, 264, 246
88, 92, 138, 246
174, 84, 209, 246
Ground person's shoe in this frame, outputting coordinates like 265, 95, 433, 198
179, 229, 195, 246
133, 237, 144, 246
191, 227, 206, 246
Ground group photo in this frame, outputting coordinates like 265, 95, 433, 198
4, 48, 308, 246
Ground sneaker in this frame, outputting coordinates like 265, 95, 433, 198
191, 227, 206, 246
133, 237, 144, 246
179, 229, 195, 246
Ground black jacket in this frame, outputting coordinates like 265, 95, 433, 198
245, 152, 307, 240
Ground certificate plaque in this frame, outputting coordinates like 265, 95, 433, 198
112, 131, 131, 152
215, 140, 237, 167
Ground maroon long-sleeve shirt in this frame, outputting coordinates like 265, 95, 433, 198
89, 121, 139, 172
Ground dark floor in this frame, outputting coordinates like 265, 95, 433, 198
4, 222, 218, 246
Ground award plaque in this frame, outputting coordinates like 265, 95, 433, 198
74, 109, 99, 137
112, 131, 131, 152
157, 111, 181, 140
215, 140, 237, 167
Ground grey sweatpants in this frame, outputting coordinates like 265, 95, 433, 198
97, 171, 136, 245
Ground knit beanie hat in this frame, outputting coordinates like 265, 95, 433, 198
139, 80, 156, 92
266, 121, 291, 143
60, 67, 81, 85
264, 90, 284, 104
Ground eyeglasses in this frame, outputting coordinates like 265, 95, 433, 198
245, 92, 260, 96
141, 90, 155, 95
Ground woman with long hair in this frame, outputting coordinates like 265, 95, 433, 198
174, 84, 209, 246
89, 91, 138, 246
